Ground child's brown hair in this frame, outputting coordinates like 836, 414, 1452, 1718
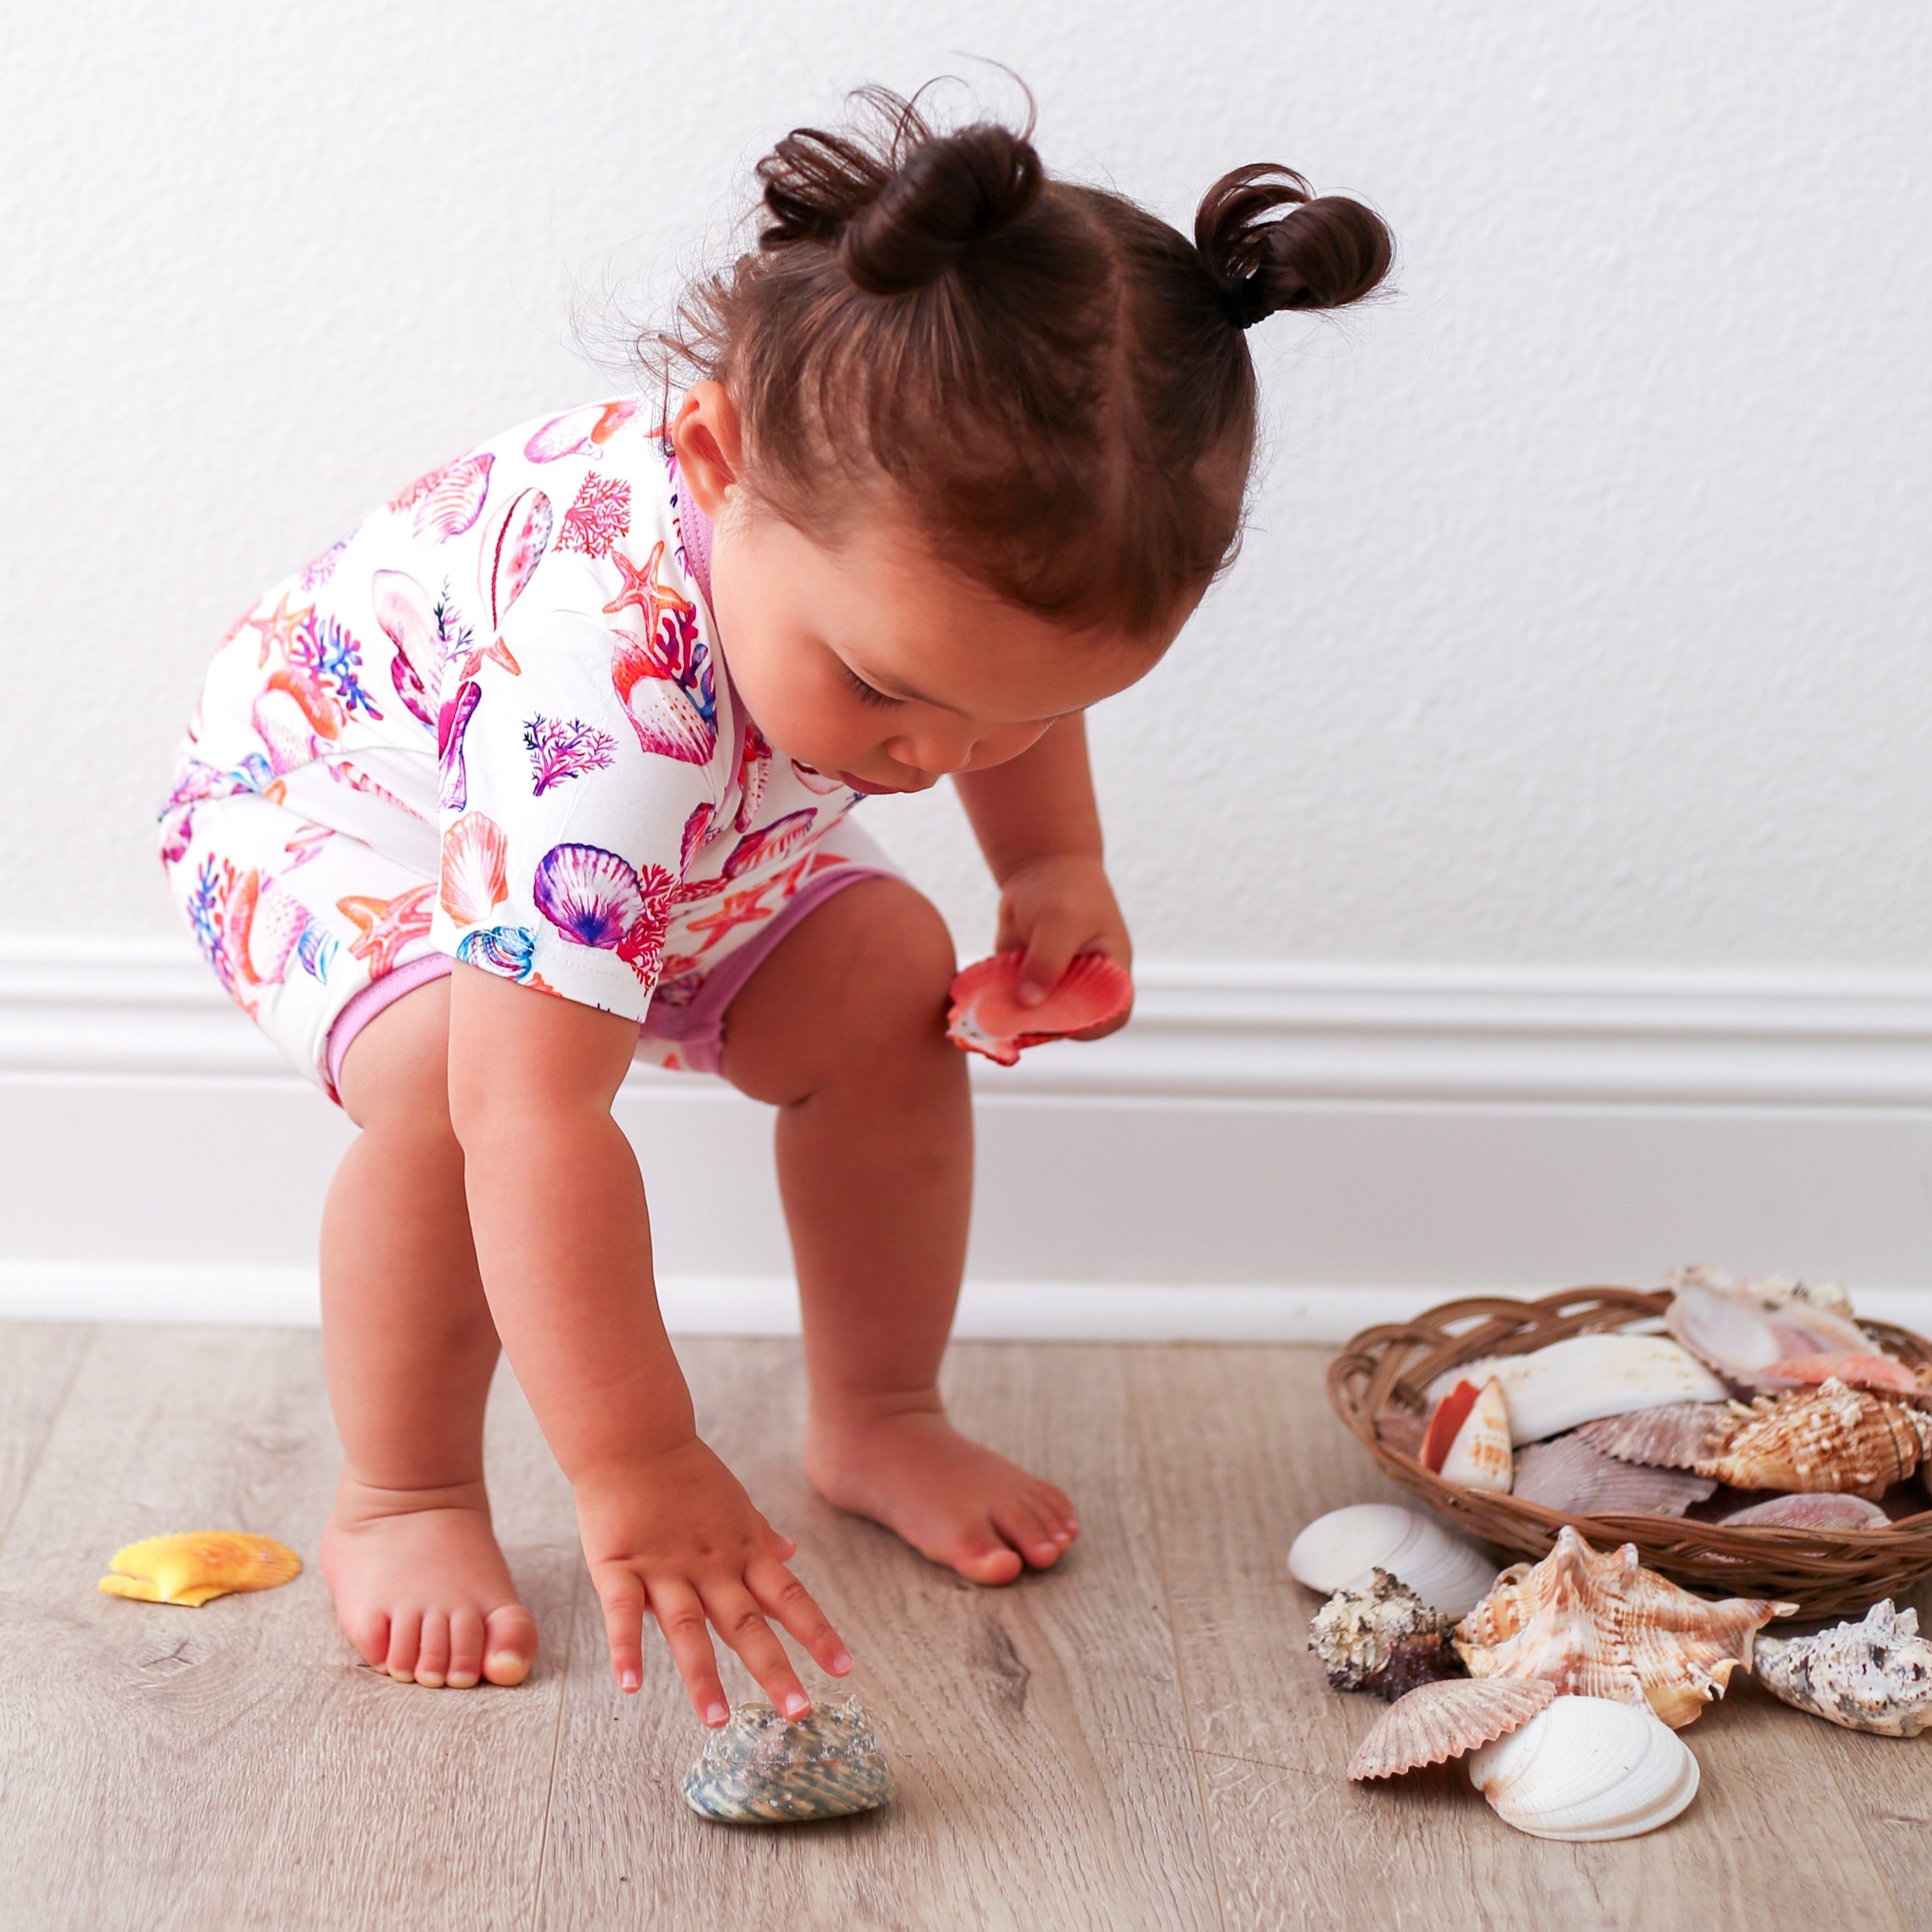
645, 84, 1392, 636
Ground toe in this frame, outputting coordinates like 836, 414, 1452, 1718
385, 1608, 424, 1682
414, 1609, 452, 1688
482, 1603, 539, 1686
447, 1606, 486, 1689
993, 1498, 1066, 1568
346, 1611, 390, 1670
952, 1527, 1024, 1586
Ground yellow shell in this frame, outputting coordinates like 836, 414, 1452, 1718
1454, 1526, 1794, 1729
1693, 1377, 1932, 1500
98, 1531, 302, 1607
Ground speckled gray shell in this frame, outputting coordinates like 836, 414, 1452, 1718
681, 1697, 894, 1824
1755, 1602, 1932, 1736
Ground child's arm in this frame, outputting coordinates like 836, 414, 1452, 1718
953, 714, 1133, 1027
446, 961, 851, 1721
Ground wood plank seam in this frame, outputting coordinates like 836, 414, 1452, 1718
0, 1326, 92, 1564
528, 1556, 587, 1932
1127, 1359, 1233, 1932
1815, 1749, 1913, 1932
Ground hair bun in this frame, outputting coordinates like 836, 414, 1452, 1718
1194, 164, 1393, 327
756, 90, 1043, 295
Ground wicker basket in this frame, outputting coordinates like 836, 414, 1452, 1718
1327, 1286, 1932, 1619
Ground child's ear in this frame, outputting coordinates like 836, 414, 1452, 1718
670, 382, 742, 521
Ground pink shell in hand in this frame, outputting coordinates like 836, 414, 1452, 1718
945, 951, 1133, 1066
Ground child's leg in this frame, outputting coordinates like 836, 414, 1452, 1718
317, 977, 539, 1687
720, 878, 1078, 1584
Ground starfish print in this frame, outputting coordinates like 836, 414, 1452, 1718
602, 539, 693, 644
682, 875, 789, 954
335, 883, 436, 977
454, 636, 522, 682
252, 591, 311, 668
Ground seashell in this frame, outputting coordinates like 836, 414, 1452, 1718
611, 632, 716, 765
1754, 1601, 1932, 1735
1668, 1263, 1854, 1317
1375, 1411, 1427, 1458
438, 812, 509, 924
1759, 1352, 1923, 1396
681, 1696, 893, 1823
531, 842, 647, 950
225, 870, 309, 988
372, 569, 444, 728
1347, 1677, 1554, 1781
523, 398, 638, 463
1510, 1435, 1716, 1516
721, 809, 819, 880
478, 487, 553, 631
437, 680, 482, 811
455, 924, 537, 982
1667, 1278, 1887, 1395
1572, 1403, 1734, 1470
410, 452, 493, 540
98, 1530, 301, 1608
1719, 1492, 1891, 1530
1695, 1378, 1932, 1500
1436, 1378, 1514, 1492
1308, 1568, 1460, 1697
1425, 1336, 1727, 1445
1288, 1504, 1499, 1618
946, 952, 1135, 1067
1454, 1526, 1794, 1728
1466, 1695, 1699, 1842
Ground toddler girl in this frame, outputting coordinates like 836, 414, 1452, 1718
159, 86, 1390, 1719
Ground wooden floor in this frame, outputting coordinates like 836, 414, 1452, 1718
2, 1331, 1929, 1931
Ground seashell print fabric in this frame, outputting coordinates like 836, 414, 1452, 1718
158, 400, 883, 1079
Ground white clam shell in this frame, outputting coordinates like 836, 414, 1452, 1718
1288, 1504, 1498, 1618
1425, 1337, 1728, 1445
1467, 1695, 1699, 1842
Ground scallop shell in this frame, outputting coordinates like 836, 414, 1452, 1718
1375, 1411, 1427, 1458
1347, 1677, 1554, 1781
1719, 1492, 1891, 1530
478, 487, 553, 630
945, 952, 1135, 1066
1466, 1695, 1699, 1841
438, 812, 509, 924
1667, 1278, 1889, 1395
98, 1531, 301, 1608
1309, 1569, 1460, 1696
1288, 1504, 1499, 1618
1510, 1435, 1716, 1516
1424, 1336, 1727, 1445
1454, 1525, 1794, 1728
681, 1697, 893, 1823
410, 452, 493, 540
227, 870, 309, 987
1572, 1403, 1734, 1470
1695, 1378, 1932, 1499
531, 842, 647, 950
1437, 1378, 1514, 1492
611, 634, 716, 764
1754, 1601, 1932, 1735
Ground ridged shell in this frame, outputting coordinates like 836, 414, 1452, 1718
1288, 1504, 1499, 1618
1754, 1601, 1932, 1735
438, 812, 509, 925
1719, 1492, 1891, 1530
524, 398, 638, 463
681, 1697, 892, 1823
227, 870, 309, 986
1439, 1379, 1514, 1492
531, 843, 646, 949
1510, 1434, 1716, 1516
945, 952, 1134, 1066
1347, 1678, 1554, 1781
1667, 1279, 1889, 1395
410, 452, 493, 540
1454, 1525, 1794, 1728
1466, 1695, 1699, 1841
1695, 1378, 1932, 1499
98, 1531, 301, 1608
478, 487, 552, 630
721, 809, 818, 881
1425, 1337, 1727, 1445
454, 924, 536, 982
1309, 1569, 1458, 1695
1572, 1403, 1734, 1470
611, 635, 716, 764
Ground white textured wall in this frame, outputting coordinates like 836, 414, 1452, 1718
5, 1, 1928, 968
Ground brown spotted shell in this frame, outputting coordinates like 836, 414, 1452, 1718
1347, 1677, 1554, 1781
1694, 1378, 1932, 1500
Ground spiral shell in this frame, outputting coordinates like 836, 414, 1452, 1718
1695, 1378, 1932, 1500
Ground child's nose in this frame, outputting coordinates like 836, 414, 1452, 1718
885, 721, 978, 775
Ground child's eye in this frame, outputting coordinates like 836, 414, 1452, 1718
844, 666, 900, 708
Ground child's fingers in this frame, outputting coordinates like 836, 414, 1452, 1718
593, 1562, 649, 1695
757, 1522, 798, 1562
701, 1578, 812, 1719
646, 1575, 732, 1726
1016, 920, 1085, 1006
746, 1555, 853, 1676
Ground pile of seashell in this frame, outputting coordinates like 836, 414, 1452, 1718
1293, 1268, 1932, 1841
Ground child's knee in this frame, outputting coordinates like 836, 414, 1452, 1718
844, 885, 958, 1044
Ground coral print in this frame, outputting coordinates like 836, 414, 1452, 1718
299, 539, 347, 592
557, 473, 632, 559
289, 610, 384, 723
532, 843, 674, 986
524, 714, 617, 795
606, 541, 716, 765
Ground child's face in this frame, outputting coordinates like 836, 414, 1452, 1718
708, 501, 1168, 791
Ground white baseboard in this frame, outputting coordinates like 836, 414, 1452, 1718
5, 936, 1932, 1337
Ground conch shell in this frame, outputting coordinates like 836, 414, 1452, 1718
1453, 1526, 1794, 1728
1754, 1601, 1932, 1736
1347, 1677, 1554, 1781
1467, 1695, 1699, 1841
1694, 1378, 1932, 1500
1308, 1569, 1461, 1699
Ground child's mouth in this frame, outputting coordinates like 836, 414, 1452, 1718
839, 769, 924, 795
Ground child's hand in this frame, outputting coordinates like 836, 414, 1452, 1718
993, 852, 1135, 1038
573, 1437, 852, 1725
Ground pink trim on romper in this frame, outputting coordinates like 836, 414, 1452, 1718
325, 950, 453, 1098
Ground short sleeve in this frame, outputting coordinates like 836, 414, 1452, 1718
428, 533, 728, 1020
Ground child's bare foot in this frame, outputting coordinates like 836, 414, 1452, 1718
319, 1474, 539, 1687
805, 1399, 1078, 1586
